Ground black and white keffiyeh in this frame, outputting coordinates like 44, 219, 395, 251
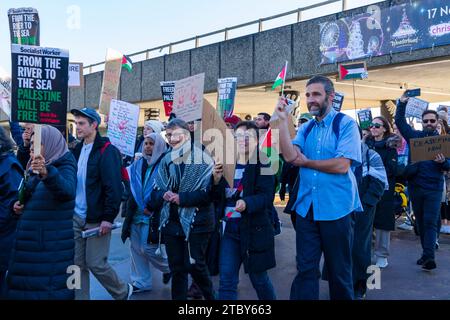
155, 142, 214, 240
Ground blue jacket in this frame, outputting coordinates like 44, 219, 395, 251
0, 152, 23, 272
394, 100, 450, 191
6, 152, 76, 300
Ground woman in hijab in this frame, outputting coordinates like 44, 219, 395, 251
121, 133, 171, 293
134, 120, 165, 157
6, 125, 77, 300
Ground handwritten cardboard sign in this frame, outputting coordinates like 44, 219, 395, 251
99, 48, 122, 115
202, 99, 236, 188
410, 135, 450, 163
172, 73, 205, 122
107, 99, 140, 157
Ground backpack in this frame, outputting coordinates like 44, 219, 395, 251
284, 112, 346, 214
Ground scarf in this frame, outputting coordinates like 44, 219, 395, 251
128, 133, 167, 212
155, 142, 214, 241
144, 120, 164, 134
26, 125, 69, 171
362, 143, 389, 191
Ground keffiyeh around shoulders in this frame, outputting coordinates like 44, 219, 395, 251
155, 143, 214, 240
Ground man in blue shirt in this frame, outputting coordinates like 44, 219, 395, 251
275, 76, 362, 300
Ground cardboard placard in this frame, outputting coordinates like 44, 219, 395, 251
8, 7, 40, 45
99, 48, 122, 115
172, 73, 205, 122
160, 81, 175, 117
107, 99, 140, 157
11, 44, 69, 134
406, 97, 429, 119
217, 77, 237, 119
410, 135, 450, 163
201, 99, 236, 188
68, 62, 83, 87
357, 109, 373, 129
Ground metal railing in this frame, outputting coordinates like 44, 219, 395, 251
84, 0, 354, 74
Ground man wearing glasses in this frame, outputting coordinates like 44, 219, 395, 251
395, 91, 450, 271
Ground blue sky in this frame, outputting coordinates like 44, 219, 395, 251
0, 0, 380, 76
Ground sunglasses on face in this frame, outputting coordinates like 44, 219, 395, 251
369, 123, 383, 129
423, 119, 437, 124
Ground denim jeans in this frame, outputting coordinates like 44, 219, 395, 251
218, 233, 276, 300
410, 186, 442, 261
290, 208, 354, 300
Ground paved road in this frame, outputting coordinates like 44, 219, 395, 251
90, 206, 450, 300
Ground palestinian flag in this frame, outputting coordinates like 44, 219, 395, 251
122, 55, 133, 72
260, 128, 284, 187
339, 62, 368, 80
271, 61, 288, 90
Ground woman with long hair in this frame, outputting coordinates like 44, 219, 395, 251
366, 116, 398, 269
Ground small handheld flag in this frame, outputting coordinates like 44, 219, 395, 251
122, 55, 133, 72
272, 61, 288, 91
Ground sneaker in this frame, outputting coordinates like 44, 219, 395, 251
422, 259, 437, 271
436, 240, 440, 250
417, 256, 425, 265
125, 283, 134, 300
131, 285, 151, 294
398, 222, 413, 231
376, 257, 388, 269
162, 272, 172, 285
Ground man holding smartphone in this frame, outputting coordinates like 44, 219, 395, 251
394, 90, 450, 271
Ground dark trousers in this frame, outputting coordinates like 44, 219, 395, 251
352, 205, 376, 291
410, 186, 441, 261
164, 232, 214, 300
290, 208, 354, 300
0, 271, 5, 299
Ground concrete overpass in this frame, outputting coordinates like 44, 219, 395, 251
31, 0, 450, 126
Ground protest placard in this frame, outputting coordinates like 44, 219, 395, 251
0, 80, 11, 119
410, 135, 450, 163
357, 109, 373, 129
99, 48, 122, 115
160, 81, 175, 116
8, 8, 40, 45
332, 92, 345, 112
202, 99, 236, 188
107, 99, 140, 157
172, 73, 205, 122
69, 62, 83, 87
217, 77, 237, 119
11, 44, 69, 133
406, 97, 429, 119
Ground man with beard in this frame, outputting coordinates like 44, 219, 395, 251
275, 75, 362, 300
395, 92, 450, 271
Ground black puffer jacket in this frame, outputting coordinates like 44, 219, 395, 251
6, 152, 77, 300
366, 137, 398, 231
0, 152, 23, 272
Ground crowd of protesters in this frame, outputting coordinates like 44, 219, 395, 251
0, 75, 449, 301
